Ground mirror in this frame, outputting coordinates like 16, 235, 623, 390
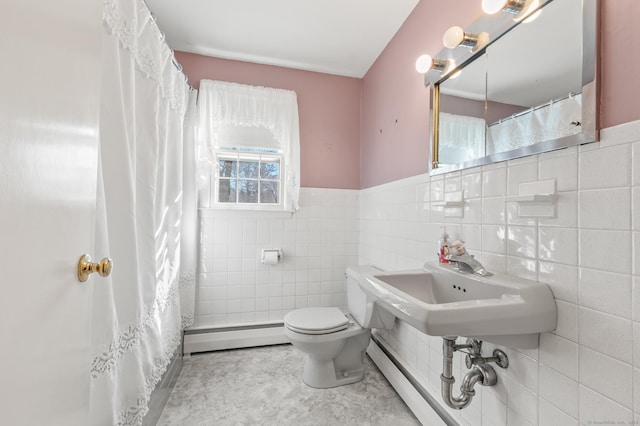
436, 55, 487, 166
430, 0, 599, 173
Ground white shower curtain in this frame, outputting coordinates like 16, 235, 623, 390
91, 0, 191, 424
180, 90, 199, 329
487, 93, 582, 154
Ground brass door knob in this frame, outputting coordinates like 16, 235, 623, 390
77, 254, 113, 282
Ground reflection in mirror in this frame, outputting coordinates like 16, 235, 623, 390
431, 0, 598, 174
437, 55, 487, 166
485, 0, 583, 155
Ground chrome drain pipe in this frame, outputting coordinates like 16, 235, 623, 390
440, 337, 507, 410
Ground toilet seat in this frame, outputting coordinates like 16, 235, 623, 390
284, 307, 349, 335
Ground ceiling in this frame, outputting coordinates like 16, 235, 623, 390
145, 0, 419, 78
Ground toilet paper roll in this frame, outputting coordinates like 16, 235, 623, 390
261, 249, 281, 265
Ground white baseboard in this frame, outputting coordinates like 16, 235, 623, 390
143, 345, 183, 425
183, 325, 289, 355
367, 341, 449, 426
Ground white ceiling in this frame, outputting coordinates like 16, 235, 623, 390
145, 0, 419, 78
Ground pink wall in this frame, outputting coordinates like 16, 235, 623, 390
175, 52, 362, 189
360, 0, 640, 188
600, 0, 640, 128
360, 0, 481, 188
178, 1, 639, 190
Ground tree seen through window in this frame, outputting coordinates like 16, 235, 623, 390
217, 153, 280, 205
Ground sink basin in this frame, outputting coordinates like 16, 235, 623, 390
359, 261, 557, 348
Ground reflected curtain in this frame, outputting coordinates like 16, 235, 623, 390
487, 94, 582, 155
438, 112, 486, 165
91, 0, 190, 424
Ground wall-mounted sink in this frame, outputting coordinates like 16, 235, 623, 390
360, 261, 557, 348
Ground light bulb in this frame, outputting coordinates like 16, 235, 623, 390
415, 54, 433, 74
443, 27, 490, 52
482, 0, 508, 14
443, 26, 465, 49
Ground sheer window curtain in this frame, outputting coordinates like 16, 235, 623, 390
198, 80, 301, 212
92, 0, 191, 424
438, 112, 486, 165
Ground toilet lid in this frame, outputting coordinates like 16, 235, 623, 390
284, 307, 349, 335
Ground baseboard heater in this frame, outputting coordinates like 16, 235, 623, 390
368, 334, 457, 426
183, 322, 289, 355
182, 324, 455, 426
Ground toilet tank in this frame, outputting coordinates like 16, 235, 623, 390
346, 265, 395, 329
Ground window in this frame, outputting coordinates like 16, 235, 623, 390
198, 80, 300, 211
216, 149, 281, 206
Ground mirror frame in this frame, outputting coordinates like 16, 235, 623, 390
428, 0, 600, 175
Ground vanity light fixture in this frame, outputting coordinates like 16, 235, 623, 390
449, 68, 463, 79
442, 26, 490, 52
481, 0, 541, 22
415, 54, 450, 74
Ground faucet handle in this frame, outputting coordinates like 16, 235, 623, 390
465, 354, 479, 369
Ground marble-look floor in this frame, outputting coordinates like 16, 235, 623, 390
157, 344, 421, 425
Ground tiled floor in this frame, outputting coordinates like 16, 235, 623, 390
157, 344, 421, 425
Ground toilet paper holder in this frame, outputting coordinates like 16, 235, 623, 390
261, 249, 282, 264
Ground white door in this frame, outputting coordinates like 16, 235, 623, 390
0, 1, 103, 425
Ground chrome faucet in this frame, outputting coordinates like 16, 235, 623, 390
446, 254, 493, 277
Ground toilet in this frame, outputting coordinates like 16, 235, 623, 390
283, 265, 395, 388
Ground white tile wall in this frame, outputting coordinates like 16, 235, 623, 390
539, 364, 579, 418
359, 121, 640, 425
193, 187, 359, 327
192, 121, 640, 425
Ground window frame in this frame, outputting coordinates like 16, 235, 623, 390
212, 148, 284, 211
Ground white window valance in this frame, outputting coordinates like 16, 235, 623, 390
198, 80, 300, 211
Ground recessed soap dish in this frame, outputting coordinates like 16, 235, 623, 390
507, 193, 557, 203
506, 179, 557, 218
433, 190, 464, 217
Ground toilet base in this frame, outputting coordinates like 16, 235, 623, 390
297, 329, 371, 389
302, 358, 365, 389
